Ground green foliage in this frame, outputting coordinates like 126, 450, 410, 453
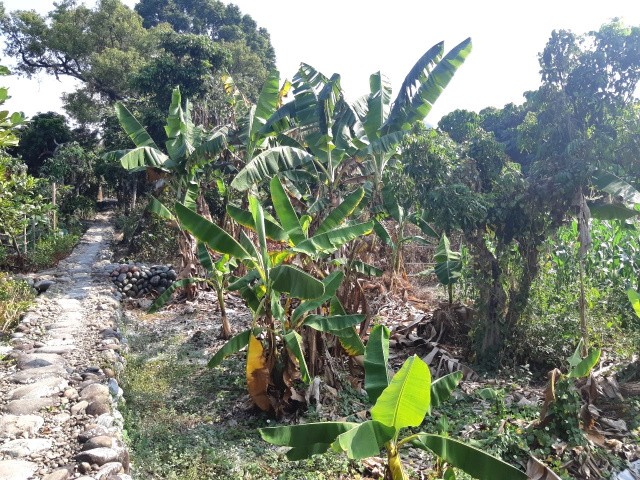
260, 343, 526, 480
26, 233, 79, 271
0, 273, 35, 332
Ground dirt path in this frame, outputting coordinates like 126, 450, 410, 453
0, 214, 131, 480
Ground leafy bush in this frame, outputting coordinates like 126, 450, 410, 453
0, 274, 35, 332
59, 194, 97, 220
26, 233, 79, 271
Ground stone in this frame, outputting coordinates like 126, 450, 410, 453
42, 469, 71, 480
52, 413, 71, 424
75, 446, 124, 467
78, 462, 92, 474
63, 387, 78, 399
94, 462, 123, 479
9, 364, 68, 384
33, 345, 76, 354
1, 438, 52, 457
3, 398, 58, 415
71, 401, 89, 415
78, 426, 109, 443
149, 275, 160, 286
86, 401, 110, 416
108, 379, 119, 396
16, 353, 66, 370
7, 377, 68, 400
82, 436, 113, 450
80, 383, 110, 402
0, 460, 39, 479
34, 280, 55, 292
0, 415, 44, 437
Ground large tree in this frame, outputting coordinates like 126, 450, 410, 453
417, 21, 640, 361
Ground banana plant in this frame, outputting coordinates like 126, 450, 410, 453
103, 88, 230, 278
260, 325, 527, 480
373, 185, 437, 290
175, 194, 366, 413
147, 242, 236, 338
227, 175, 372, 373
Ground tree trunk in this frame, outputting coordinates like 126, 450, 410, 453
217, 287, 231, 339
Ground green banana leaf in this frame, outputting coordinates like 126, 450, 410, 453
371, 355, 431, 430
191, 126, 230, 167
567, 348, 601, 378
227, 204, 288, 242
350, 260, 383, 277
364, 325, 390, 403
362, 71, 392, 141
588, 201, 639, 220
252, 69, 281, 140
292, 271, 344, 323
433, 234, 462, 285
109, 146, 169, 171
373, 219, 394, 248
411, 212, 438, 238
270, 265, 324, 300
358, 130, 407, 158
115, 102, 160, 149
231, 146, 315, 191
592, 170, 640, 204
208, 328, 263, 368
294, 222, 373, 256
284, 443, 332, 461
227, 270, 261, 291
148, 277, 204, 314
249, 196, 270, 272
628, 289, 640, 318
411, 434, 527, 480
429, 371, 463, 412
183, 182, 198, 211
260, 421, 358, 448
315, 187, 365, 236
303, 314, 365, 332
283, 330, 310, 384
148, 196, 176, 223
197, 241, 215, 273
385, 38, 473, 133
176, 202, 251, 261
331, 420, 396, 460
270, 176, 305, 245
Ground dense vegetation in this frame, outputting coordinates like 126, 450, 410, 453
0, 1, 639, 478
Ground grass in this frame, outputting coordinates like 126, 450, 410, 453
0, 274, 35, 332
119, 320, 366, 480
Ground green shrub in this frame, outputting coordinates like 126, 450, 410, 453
26, 233, 80, 271
59, 194, 97, 220
0, 274, 35, 332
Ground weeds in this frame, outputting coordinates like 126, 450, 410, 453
0, 274, 35, 332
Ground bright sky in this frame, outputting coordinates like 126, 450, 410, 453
1, 0, 639, 125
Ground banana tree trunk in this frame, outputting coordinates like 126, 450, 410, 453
217, 286, 231, 339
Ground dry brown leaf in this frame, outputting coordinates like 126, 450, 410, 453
526, 455, 563, 479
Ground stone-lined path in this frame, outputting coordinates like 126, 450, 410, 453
0, 214, 131, 480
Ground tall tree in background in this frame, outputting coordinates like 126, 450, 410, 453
422, 20, 640, 360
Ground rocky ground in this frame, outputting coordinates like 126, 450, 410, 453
0, 214, 131, 480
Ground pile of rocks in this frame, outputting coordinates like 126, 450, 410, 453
107, 264, 176, 299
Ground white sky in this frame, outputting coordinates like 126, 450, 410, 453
1, 0, 639, 125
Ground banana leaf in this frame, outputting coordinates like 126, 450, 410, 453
294, 222, 373, 256
176, 202, 251, 260
362, 71, 392, 141
292, 271, 344, 323
411, 434, 527, 480
115, 102, 160, 149
148, 277, 204, 314
429, 371, 463, 412
231, 146, 314, 191
567, 348, 601, 378
303, 314, 365, 332
252, 69, 281, 139
331, 420, 395, 460
364, 325, 390, 403
371, 355, 431, 430
208, 327, 262, 368
628, 289, 640, 317
148, 196, 176, 223
588, 201, 639, 220
270, 265, 325, 300
227, 204, 288, 242
283, 330, 310, 384
270, 176, 305, 245
259, 421, 358, 456
315, 187, 365, 236
592, 170, 640, 204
